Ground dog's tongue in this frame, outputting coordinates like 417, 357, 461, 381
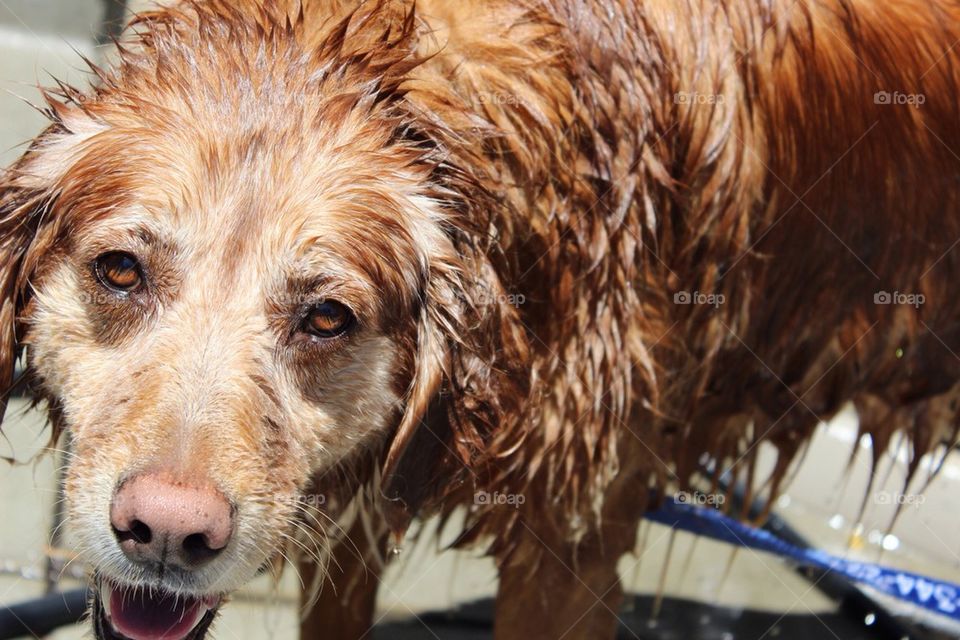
108, 584, 204, 640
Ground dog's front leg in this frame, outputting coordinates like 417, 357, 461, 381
494, 531, 629, 640
299, 518, 386, 640
492, 467, 644, 640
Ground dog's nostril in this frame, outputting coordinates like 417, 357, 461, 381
114, 519, 153, 545
181, 532, 221, 565
129, 519, 153, 544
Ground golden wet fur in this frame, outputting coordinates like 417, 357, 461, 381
2, 0, 960, 638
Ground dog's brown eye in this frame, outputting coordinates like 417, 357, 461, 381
303, 301, 354, 338
95, 252, 143, 292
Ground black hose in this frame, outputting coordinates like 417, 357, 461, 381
0, 587, 89, 639
96, 0, 128, 46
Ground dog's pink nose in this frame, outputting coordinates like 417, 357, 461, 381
110, 473, 233, 569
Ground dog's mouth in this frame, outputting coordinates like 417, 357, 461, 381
93, 579, 221, 640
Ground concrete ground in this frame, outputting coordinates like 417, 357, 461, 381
0, 2, 958, 639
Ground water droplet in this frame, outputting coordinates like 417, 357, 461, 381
865, 613, 877, 626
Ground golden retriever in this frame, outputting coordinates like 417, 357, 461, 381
2, 0, 959, 638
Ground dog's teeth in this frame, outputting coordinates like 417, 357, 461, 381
99, 582, 112, 619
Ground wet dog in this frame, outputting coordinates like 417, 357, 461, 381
2, 1, 959, 638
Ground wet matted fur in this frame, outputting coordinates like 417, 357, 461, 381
2, 0, 960, 638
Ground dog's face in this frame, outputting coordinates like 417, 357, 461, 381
0, 6, 530, 639
3, 68, 463, 640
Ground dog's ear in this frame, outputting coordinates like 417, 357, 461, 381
0, 159, 50, 425
379, 323, 446, 533
0, 107, 105, 427
380, 245, 532, 534
379, 270, 455, 533
374, 86, 533, 533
